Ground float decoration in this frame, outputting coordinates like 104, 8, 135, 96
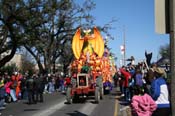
72, 27, 104, 59
70, 27, 116, 92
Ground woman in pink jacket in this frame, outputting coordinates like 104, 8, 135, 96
131, 86, 157, 116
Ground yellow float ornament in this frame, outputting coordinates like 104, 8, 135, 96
95, 59, 101, 66
72, 27, 104, 59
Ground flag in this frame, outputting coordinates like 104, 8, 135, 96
120, 45, 125, 55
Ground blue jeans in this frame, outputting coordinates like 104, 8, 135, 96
48, 82, 55, 93
10, 89, 17, 102
124, 87, 131, 101
22, 90, 28, 100
0, 99, 5, 107
44, 83, 48, 92
120, 85, 124, 94
0, 87, 5, 107
0, 87, 5, 99
59, 84, 65, 92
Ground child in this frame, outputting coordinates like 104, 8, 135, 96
131, 86, 157, 116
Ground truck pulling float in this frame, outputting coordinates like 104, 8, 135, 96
66, 27, 116, 103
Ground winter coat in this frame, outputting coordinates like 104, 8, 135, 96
120, 68, 131, 87
26, 78, 34, 90
131, 93, 157, 116
150, 77, 170, 108
135, 73, 143, 87
5, 82, 12, 94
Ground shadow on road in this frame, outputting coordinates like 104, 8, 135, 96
23, 109, 39, 111
66, 111, 88, 116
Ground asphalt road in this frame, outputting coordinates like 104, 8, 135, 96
0, 88, 122, 116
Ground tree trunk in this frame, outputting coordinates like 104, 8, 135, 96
45, 61, 52, 74
0, 44, 17, 68
24, 46, 45, 74
63, 63, 69, 76
36, 59, 45, 74
53, 61, 56, 74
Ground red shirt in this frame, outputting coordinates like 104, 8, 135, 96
120, 68, 131, 87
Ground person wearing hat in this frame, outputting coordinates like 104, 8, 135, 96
150, 67, 170, 116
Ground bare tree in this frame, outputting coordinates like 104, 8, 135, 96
0, 0, 117, 74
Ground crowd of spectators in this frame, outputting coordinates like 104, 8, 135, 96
0, 71, 70, 111
116, 61, 171, 116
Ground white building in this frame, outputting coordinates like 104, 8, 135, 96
6, 53, 23, 69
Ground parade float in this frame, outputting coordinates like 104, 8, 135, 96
66, 27, 116, 103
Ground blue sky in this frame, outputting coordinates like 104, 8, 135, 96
88, 0, 169, 66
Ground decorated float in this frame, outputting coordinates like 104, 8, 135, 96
66, 27, 116, 103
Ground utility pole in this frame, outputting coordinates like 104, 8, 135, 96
170, 0, 175, 115
123, 26, 126, 66
155, 0, 175, 114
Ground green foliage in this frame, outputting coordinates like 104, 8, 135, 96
159, 44, 170, 58
166, 72, 171, 84
0, 63, 17, 76
0, 0, 116, 73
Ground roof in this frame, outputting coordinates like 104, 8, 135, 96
156, 57, 170, 66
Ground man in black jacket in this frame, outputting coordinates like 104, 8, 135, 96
33, 74, 45, 103
26, 75, 35, 104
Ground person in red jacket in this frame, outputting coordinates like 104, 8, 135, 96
120, 67, 131, 101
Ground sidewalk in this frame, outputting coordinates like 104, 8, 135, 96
117, 101, 132, 116
115, 87, 132, 116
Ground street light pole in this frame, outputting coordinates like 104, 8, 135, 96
123, 26, 126, 66
170, 0, 175, 115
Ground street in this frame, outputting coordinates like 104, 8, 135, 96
0, 87, 129, 116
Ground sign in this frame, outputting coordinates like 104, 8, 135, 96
155, 0, 170, 34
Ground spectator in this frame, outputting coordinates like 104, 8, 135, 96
12, 72, 22, 100
151, 67, 170, 116
59, 77, 65, 93
33, 74, 45, 103
0, 74, 6, 110
43, 74, 49, 93
48, 74, 55, 94
120, 67, 131, 101
10, 72, 18, 102
4, 76, 12, 103
20, 73, 28, 100
135, 69, 144, 87
131, 86, 157, 116
117, 71, 125, 97
55, 75, 60, 91
26, 75, 35, 104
